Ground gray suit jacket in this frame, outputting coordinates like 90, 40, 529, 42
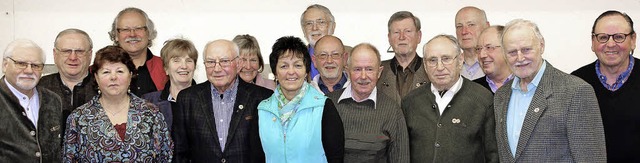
494, 62, 606, 162
377, 57, 429, 103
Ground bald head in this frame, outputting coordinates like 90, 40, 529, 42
313, 35, 346, 80
455, 6, 490, 51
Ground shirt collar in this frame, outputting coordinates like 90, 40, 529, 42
317, 72, 348, 91
430, 75, 464, 97
210, 77, 239, 97
4, 78, 36, 99
390, 55, 422, 75
338, 84, 377, 108
511, 60, 547, 92
595, 55, 635, 91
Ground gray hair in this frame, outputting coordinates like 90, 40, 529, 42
348, 43, 381, 67
503, 19, 545, 45
3, 39, 45, 62
54, 28, 93, 49
203, 39, 240, 61
388, 11, 421, 33
423, 34, 462, 56
300, 4, 335, 25
455, 6, 488, 24
108, 7, 158, 47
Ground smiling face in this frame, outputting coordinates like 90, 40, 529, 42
276, 51, 307, 99
348, 46, 382, 101
313, 36, 346, 80
388, 18, 422, 56
115, 12, 149, 56
592, 15, 636, 68
477, 27, 508, 77
95, 62, 132, 97
302, 8, 335, 46
54, 33, 92, 80
204, 40, 239, 92
239, 52, 260, 83
3, 47, 44, 95
423, 37, 463, 90
503, 25, 545, 83
166, 55, 195, 86
455, 7, 489, 51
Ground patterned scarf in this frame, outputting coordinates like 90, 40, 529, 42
276, 82, 309, 129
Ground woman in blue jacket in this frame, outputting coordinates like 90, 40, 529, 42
258, 36, 344, 163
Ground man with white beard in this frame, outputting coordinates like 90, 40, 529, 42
312, 35, 349, 94
0, 39, 64, 162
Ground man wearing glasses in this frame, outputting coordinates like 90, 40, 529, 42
173, 40, 272, 162
572, 10, 638, 162
39, 29, 97, 128
473, 25, 513, 93
402, 35, 497, 162
494, 19, 605, 162
108, 7, 166, 96
312, 35, 349, 94
0, 39, 64, 162
301, 4, 337, 79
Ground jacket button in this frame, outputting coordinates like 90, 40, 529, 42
35, 152, 41, 157
22, 112, 26, 116
435, 142, 441, 148
30, 131, 36, 136
221, 158, 226, 163
437, 123, 442, 128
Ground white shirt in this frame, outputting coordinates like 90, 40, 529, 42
430, 76, 463, 115
338, 84, 377, 109
5, 78, 40, 128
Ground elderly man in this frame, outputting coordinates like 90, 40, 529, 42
455, 6, 490, 80
571, 10, 638, 162
0, 39, 63, 162
327, 43, 409, 162
494, 19, 606, 162
402, 35, 497, 162
301, 4, 336, 79
173, 40, 272, 162
108, 7, 166, 96
312, 35, 349, 94
378, 11, 429, 103
473, 25, 513, 93
39, 28, 97, 125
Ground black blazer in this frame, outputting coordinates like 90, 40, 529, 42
472, 76, 493, 94
173, 78, 273, 163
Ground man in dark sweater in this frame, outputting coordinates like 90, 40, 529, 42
402, 35, 497, 163
327, 43, 409, 163
571, 10, 639, 162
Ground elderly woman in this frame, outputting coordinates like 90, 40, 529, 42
143, 38, 197, 129
233, 34, 275, 90
63, 45, 173, 162
258, 36, 344, 163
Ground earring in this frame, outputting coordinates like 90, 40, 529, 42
127, 88, 131, 94
98, 89, 101, 94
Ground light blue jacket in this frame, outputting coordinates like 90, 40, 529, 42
258, 84, 328, 163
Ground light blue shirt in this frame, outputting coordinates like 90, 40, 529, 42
210, 78, 239, 151
506, 61, 546, 157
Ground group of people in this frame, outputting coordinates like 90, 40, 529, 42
0, 4, 636, 163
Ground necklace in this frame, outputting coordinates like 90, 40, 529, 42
101, 98, 129, 116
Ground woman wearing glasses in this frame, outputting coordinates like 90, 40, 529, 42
63, 46, 172, 162
233, 34, 276, 90
143, 38, 197, 131
257, 36, 344, 163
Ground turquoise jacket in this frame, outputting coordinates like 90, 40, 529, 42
258, 84, 329, 163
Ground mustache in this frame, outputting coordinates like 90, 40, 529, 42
355, 79, 372, 85
125, 37, 142, 42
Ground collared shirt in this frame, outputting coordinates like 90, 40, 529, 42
507, 61, 547, 156
316, 72, 349, 94
487, 74, 515, 93
308, 45, 320, 79
5, 78, 40, 128
596, 55, 635, 91
430, 76, 463, 115
390, 55, 422, 97
210, 78, 239, 151
338, 84, 378, 107
462, 60, 485, 80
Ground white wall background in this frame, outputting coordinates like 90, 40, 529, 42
1, 0, 639, 83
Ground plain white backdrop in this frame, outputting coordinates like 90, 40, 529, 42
1, 0, 639, 83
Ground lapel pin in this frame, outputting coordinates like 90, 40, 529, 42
534, 108, 540, 113
452, 118, 460, 124
239, 105, 244, 110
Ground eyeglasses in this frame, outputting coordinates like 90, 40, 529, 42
5, 57, 44, 71
116, 26, 147, 34
506, 47, 534, 57
303, 19, 332, 29
425, 55, 459, 67
592, 32, 634, 43
55, 48, 88, 57
204, 56, 238, 68
316, 52, 342, 60
474, 45, 502, 54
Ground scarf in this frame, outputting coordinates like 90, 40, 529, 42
276, 82, 309, 129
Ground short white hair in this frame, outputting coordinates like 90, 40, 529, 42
3, 39, 45, 62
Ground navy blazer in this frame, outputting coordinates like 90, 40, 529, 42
173, 78, 272, 163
